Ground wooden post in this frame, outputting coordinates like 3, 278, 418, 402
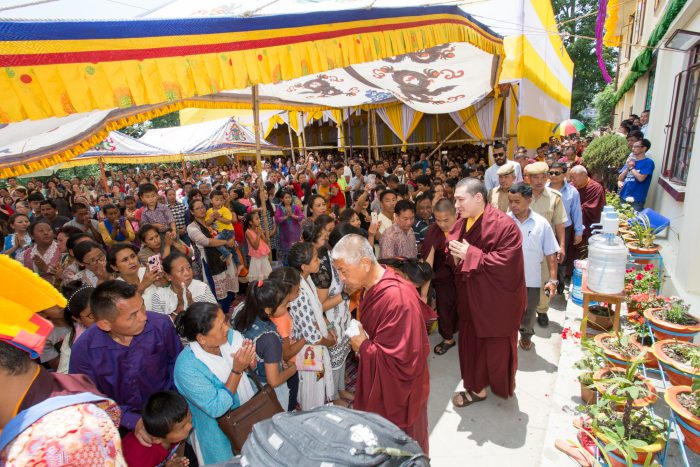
99, 158, 109, 194
347, 108, 354, 160
371, 109, 380, 162
286, 111, 296, 164
435, 114, 441, 145
252, 85, 272, 262
181, 156, 187, 181
300, 112, 308, 158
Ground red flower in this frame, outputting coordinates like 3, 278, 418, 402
644, 264, 655, 271
626, 268, 634, 273
636, 273, 644, 280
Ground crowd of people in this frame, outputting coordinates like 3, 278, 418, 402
0, 114, 656, 465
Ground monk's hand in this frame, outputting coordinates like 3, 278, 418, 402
574, 234, 583, 245
350, 323, 368, 353
448, 239, 469, 262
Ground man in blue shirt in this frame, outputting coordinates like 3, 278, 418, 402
618, 139, 654, 212
547, 162, 583, 292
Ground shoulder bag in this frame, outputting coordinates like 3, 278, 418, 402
217, 369, 284, 454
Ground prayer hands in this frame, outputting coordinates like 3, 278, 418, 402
134, 418, 156, 447
448, 239, 469, 262
232, 339, 256, 373
349, 323, 368, 352
33, 255, 48, 273
165, 455, 190, 467
626, 158, 636, 170
165, 231, 175, 245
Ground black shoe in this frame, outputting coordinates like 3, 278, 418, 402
537, 313, 549, 327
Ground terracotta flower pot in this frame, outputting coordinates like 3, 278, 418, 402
594, 333, 646, 367
644, 307, 700, 342
593, 427, 665, 467
580, 381, 597, 405
652, 339, 700, 387
626, 243, 661, 255
593, 367, 657, 410
665, 386, 700, 455
631, 335, 658, 369
587, 306, 613, 332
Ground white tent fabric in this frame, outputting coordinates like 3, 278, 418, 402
81, 131, 168, 157
139, 117, 281, 157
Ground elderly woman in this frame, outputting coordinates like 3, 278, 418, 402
151, 252, 217, 319
21, 219, 62, 285
187, 199, 239, 312
174, 302, 256, 464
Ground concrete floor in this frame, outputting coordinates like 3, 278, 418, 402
426, 295, 568, 467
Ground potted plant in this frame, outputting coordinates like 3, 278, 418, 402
625, 215, 660, 254
644, 297, 700, 342
652, 339, 700, 387
587, 304, 614, 332
575, 339, 607, 405
625, 316, 658, 369
664, 380, 700, 455
623, 265, 661, 298
594, 332, 646, 367
592, 364, 657, 410
583, 396, 667, 467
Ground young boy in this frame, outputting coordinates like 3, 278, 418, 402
139, 183, 177, 237
122, 391, 193, 467
205, 189, 238, 266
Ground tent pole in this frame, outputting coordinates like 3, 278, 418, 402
252, 85, 272, 262
371, 109, 380, 162
99, 158, 109, 194
347, 108, 354, 160
435, 114, 441, 147
286, 111, 296, 164
181, 156, 187, 181
300, 113, 307, 159
427, 98, 491, 161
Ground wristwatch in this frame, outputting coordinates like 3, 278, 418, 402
340, 291, 350, 301
231, 368, 243, 375
547, 279, 559, 286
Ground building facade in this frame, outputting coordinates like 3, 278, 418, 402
607, 0, 700, 308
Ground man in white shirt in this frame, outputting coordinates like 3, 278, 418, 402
484, 142, 523, 191
507, 183, 558, 351
376, 189, 397, 237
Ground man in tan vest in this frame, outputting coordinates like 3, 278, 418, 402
523, 162, 567, 328
488, 163, 516, 213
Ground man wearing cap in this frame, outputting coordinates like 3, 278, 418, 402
524, 162, 567, 328
484, 142, 522, 191
488, 164, 517, 213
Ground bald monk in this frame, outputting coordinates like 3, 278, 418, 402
422, 198, 458, 355
447, 178, 527, 406
570, 165, 606, 258
332, 234, 430, 453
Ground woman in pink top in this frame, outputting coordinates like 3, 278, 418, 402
245, 212, 272, 282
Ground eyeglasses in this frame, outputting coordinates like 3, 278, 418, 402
85, 255, 106, 266
548, 171, 564, 176
493, 152, 506, 157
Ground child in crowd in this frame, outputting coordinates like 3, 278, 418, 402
244, 212, 272, 282
137, 224, 190, 268
139, 183, 177, 236
204, 189, 238, 267
123, 195, 140, 233
122, 391, 193, 467
57, 280, 95, 374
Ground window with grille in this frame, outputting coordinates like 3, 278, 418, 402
662, 46, 700, 185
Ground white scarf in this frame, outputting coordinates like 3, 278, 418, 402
30, 240, 58, 273
189, 330, 256, 404
299, 276, 334, 399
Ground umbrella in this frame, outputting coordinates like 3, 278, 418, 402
553, 119, 585, 136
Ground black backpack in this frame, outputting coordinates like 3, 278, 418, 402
238, 406, 430, 466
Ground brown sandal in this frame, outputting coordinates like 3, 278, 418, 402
452, 390, 487, 408
519, 339, 533, 351
434, 340, 456, 355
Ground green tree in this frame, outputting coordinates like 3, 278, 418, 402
118, 110, 180, 138
592, 83, 616, 128
551, 0, 617, 126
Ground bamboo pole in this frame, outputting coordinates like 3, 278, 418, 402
99, 158, 109, 194
181, 156, 187, 181
286, 111, 296, 164
371, 109, 380, 162
347, 108, 354, 160
252, 85, 272, 262
301, 137, 510, 151
435, 114, 441, 145
300, 112, 308, 158
427, 99, 493, 160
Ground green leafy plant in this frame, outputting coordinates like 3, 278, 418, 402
653, 297, 698, 326
582, 134, 629, 186
593, 356, 652, 405
628, 215, 656, 249
576, 338, 607, 385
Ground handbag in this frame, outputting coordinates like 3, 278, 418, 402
217, 369, 284, 454
294, 344, 324, 372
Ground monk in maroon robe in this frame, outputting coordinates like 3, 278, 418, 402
421, 198, 458, 355
570, 166, 606, 254
447, 178, 527, 405
332, 234, 431, 453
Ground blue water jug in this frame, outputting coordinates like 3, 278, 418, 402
571, 260, 584, 306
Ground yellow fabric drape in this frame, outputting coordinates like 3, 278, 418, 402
380, 106, 424, 151
456, 106, 485, 141
330, 109, 344, 149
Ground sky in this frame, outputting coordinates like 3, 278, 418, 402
0, 0, 172, 19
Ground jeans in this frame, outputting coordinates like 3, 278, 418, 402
215, 229, 240, 265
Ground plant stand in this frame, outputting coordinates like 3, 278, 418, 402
580, 276, 625, 333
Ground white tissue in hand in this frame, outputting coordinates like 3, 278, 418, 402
346, 319, 361, 337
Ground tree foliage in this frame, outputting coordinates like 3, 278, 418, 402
582, 133, 629, 189
551, 0, 617, 126
592, 83, 616, 128
118, 110, 180, 139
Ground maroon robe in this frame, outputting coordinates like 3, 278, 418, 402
356, 267, 431, 453
577, 178, 606, 244
421, 223, 458, 339
447, 204, 527, 398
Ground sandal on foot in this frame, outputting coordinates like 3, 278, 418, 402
519, 339, 533, 351
434, 340, 456, 355
452, 390, 487, 408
